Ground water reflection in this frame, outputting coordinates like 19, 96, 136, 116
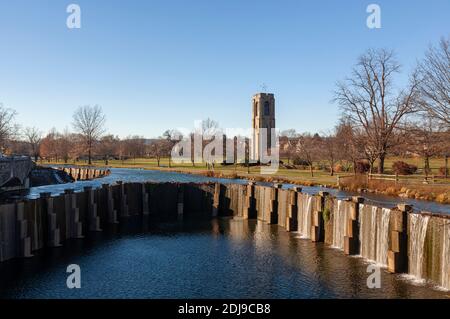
1, 218, 446, 299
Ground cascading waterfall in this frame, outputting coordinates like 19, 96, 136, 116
359, 205, 377, 261
408, 213, 430, 282
358, 205, 391, 267
441, 221, 450, 290
298, 195, 313, 239
375, 208, 391, 266
332, 200, 349, 250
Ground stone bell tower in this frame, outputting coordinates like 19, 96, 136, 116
251, 93, 275, 161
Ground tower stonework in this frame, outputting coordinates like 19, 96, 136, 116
251, 93, 275, 161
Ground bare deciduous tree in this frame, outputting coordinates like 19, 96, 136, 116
417, 37, 450, 126
162, 129, 182, 167
280, 129, 300, 164
319, 133, 339, 176
0, 103, 18, 153
334, 49, 419, 173
24, 127, 42, 162
72, 105, 106, 165
122, 135, 146, 163
39, 128, 59, 162
334, 119, 364, 173
57, 129, 74, 164
200, 118, 220, 165
201, 118, 219, 138
296, 133, 320, 177
149, 139, 172, 167
406, 115, 447, 176
97, 135, 120, 165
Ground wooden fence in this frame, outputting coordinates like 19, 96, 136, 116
337, 173, 449, 186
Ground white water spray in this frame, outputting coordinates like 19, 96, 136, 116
441, 221, 450, 290
298, 195, 313, 239
408, 214, 430, 282
332, 200, 350, 250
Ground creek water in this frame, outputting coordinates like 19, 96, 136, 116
0, 218, 448, 299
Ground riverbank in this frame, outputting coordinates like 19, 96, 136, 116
43, 159, 450, 205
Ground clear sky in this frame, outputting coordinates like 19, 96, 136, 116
0, 0, 449, 138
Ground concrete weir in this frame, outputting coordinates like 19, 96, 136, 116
0, 181, 449, 291
58, 167, 110, 181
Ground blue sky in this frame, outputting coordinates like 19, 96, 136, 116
0, 0, 448, 138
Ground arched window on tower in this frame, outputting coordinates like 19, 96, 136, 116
264, 101, 270, 116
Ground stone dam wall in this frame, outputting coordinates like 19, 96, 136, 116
0, 181, 448, 291
29, 167, 110, 187
58, 167, 111, 181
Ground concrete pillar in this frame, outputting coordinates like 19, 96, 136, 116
177, 184, 184, 221
387, 204, 410, 273
286, 186, 301, 232
212, 183, 221, 217
0, 210, 3, 261
0, 204, 16, 261
311, 192, 328, 242
243, 181, 256, 219
64, 189, 83, 239
267, 184, 281, 224
63, 168, 69, 178
318, 191, 329, 210
84, 186, 102, 231
117, 181, 129, 217
25, 200, 42, 252
142, 183, 150, 216
15, 202, 33, 258
103, 184, 118, 224
344, 197, 364, 255
40, 192, 61, 248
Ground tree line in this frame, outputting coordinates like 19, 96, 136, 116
281, 37, 449, 176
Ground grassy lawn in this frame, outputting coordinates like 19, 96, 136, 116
383, 157, 447, 171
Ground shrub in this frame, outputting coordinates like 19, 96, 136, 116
439, 166, 449, 176
392, 161, 417, 175
334, 164, 344, 173
292, 156, 310, 166
228, 172, 238, 179
205, 170, 215, 177
355, 161, 370, 174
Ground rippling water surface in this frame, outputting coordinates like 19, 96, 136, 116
0, 218, 448, 299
